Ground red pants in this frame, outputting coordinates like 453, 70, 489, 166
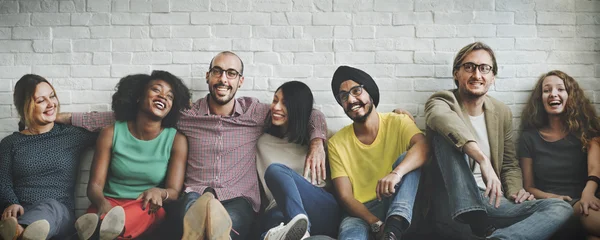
87, 198, 166, 239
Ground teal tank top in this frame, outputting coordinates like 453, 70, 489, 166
103, 121, 177, 199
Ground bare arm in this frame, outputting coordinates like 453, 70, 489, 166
163, 132, 188, 202
87, 126, 114, 215
579, 138, 600, 215
305, 109, 328, 185
520, 157, 569, 200
333, 177, 379, 225
63, 112, 116, 132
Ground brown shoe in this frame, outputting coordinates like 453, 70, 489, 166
21, 219, 50, 240
182, 192, 215, 240
206, 198, 232, 240
75, 213, 99, 240
0, 217, 21, 240
99, 206, 125, 240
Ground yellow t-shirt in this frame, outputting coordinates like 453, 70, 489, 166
328, 112, 422, 203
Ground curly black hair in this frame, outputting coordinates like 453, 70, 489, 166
112, 70, 192, 128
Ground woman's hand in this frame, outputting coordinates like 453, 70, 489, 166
546, 194, 572, 202
97, 201, 113, 216
579, 192, 600, 216
2, 204, 24, 220
137, 188, 165, 214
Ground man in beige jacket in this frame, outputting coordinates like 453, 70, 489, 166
424, 42, 572, 239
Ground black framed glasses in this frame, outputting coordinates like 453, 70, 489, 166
459, 62, 493, 74
336, 85, 364, 103
209, 67, 241, 79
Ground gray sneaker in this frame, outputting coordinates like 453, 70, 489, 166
264, 214, 309, 240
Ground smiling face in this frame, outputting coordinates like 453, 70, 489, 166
339, 80, 373, 123
454, 49, 496, 99
206, 53, 244, 105
30, 82, 59, 127
541, 75, 568, 116
140, 79, 174, 120
270, 89, 288, 129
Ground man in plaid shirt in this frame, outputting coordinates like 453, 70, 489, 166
61, 52, 328, 239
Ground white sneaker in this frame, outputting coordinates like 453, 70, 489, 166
264, 214, 309, 240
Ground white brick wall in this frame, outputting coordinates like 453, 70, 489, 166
0, 0, 598, 215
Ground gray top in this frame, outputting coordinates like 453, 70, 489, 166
0, 124, 96, 212
518, 129, 587, 199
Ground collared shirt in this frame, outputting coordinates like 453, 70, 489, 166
73, 95, 327, 211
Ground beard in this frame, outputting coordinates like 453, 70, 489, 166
209, 83, 236, 105
345, 100, 374, 123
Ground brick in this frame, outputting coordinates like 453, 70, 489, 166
497, 25, 537, 37
172, 52, 213, 64
473, 11, 513, 24
71, 13, 110, 26
12, 27, 51, 40
537, 12, 576, 25
32, 13, 70, 26
130, 26, 149, 38
271, 12, 311, 25
456, 24, 496, 37
415, 0, 454, 11
313, 13, 351, 26
253, 52, 280, 65
273, 40, 313, 52
476, 38, 514, 50
554, 39, 596, 51
354, 12, 392, 25
375, 51, 413, 64
112, 52, 132, 64
233, 39, 273, 51
547, 52, 600, 64
53, 27, 90, 39
303, 26, 334, 38
535, 0, 574, 11
171, 26, 210, 38
92, 78, 119, 90
273, 65, 312, 77
253, 26, 293, 39
32, 65, 70, 78
354, 39, 395, 51
416, 25, 456, 37
170, 0, 209, 11
59, 1, 77, 13
0, 2, 18, 13
0, 28, 10, 39
538, 26, 576, 37
496, 51, 547, 64
577, 25, 600, 37
93, 52, 111, 65
152, 0, 170, 12
575, 0, 600, 12
0, 54, 14, 66
73, 39, 111, 52
111, 13, 148, 25
132, 52, 172, 64
87, 0, 110, 12
72, 91, 111, 103
211, 25, 250, 38
294, 53, 334, 64
455, 0, 494, 10
191, 12, 231, 25
252, 0, 292, 12
393, 12, 433, 25
515, 38, 554, 50
414, 51, 454, 64
32, 40, 52, 53
40, 1, 60, 12
331, 39, 352, 52
334, 26, 352, 38
577, 13, 600, 24
149, 26, 169, 38
315, 39, 333, 52
52, 53, 92, 64
496, 0, 535, 11
335, 52, 375, 64
150, 13, 190, 25
333, 0, 373, 11
375, 26, 415, 38
129, 0, 152, 12
395, 38, 433, 50
0, 119, 19, 132
90, 27, 130, 38
495, 79, 538, 91
414, 78, 455, 91
0, 14, 30, 27
109, 65, 149, 77
153, 39, 192, 51
0, 41, 33, 53
0, 66, 31, 78
434, 65, 452, 77
16, 53, 52, 65
111, 0, 128, 12
515, 12, 536, 24
152, 65, 191, 77
73, 0, 86, 12
193, 38, 231, 51
53, 39, 71, 52
434, 12, 474, 24
19, 1, 40, 12
112, 39, 152, 52
231, 13, 270, 25
434, 38, 475, 51
374, 0, 413, 11
353, 26, 375, 39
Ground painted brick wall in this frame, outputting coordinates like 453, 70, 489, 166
0, 0, 599, 215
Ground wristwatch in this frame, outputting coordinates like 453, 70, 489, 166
370, 220, 383, 233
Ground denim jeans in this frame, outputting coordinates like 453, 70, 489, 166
260, 163, 340, 239
429, 133, 572, 240
338, 152, 421, 240
168, 192, 255, 240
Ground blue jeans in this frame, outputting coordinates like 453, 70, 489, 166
338, 153, 421, 240
260, 163, 340, 239
18, 198, 74, 239
430, 133, 572, 240
171, 192, 255, 240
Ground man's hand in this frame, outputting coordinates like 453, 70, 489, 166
579, 192, 600, 216
55, 112, 72, 124
392, 108, 416, 123
304, 138, 326, 185
1, 204, 24, 220
480, 160, 503, 208
510, 189, 535, 204
376, 172, 402, 201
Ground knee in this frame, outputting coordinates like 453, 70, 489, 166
264, 163, 288, 182
544, 199, 573, 219
340, 216, 368, 230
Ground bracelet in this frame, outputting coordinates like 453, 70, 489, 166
391, 171, 401, 176
588, 176, 600, 185
162, 189, 169, 201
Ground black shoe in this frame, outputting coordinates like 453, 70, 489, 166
381, 231, 400, 240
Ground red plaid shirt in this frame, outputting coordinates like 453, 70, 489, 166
73, 95, 327, 211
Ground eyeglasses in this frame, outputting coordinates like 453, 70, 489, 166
209, 67, 241, 79
336, 85, 364, 103
459, 62, 493, 74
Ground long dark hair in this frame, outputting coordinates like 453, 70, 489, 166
112, 70, 191, 128
265, 81, 314, 146
13, 74, 59, 131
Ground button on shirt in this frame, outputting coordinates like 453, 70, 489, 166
73, 95, 327, 211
